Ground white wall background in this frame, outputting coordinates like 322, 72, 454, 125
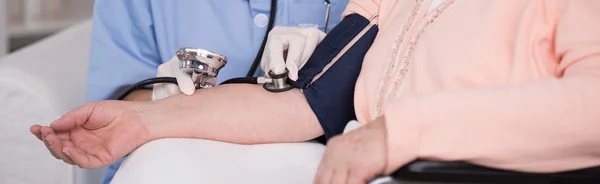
0, 0, 98, 183
1, 0, 94, 53
0, 0, 7, 57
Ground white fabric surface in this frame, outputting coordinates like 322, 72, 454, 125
112, 138, 326, 184
0, 19, 105, 184
0, 79, 71, 184
343, 120, 364, 134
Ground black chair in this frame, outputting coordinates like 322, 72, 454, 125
390, 160, 600, 183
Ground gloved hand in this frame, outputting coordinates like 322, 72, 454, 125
261, 26, 326, 81
151, 56, 196, 100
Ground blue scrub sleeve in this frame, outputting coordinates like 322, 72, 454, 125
86, 0, 162, 101
88, 1, 161, 184
293, 14, 379, 141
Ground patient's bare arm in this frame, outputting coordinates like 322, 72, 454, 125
119, 84, 322, 143
145, 84, 323, 144
29, 83, 321, 168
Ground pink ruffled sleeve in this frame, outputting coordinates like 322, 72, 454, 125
382, 0, 600, 174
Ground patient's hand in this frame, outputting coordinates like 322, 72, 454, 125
30, 101, 150, 168
315, 118, 388, 184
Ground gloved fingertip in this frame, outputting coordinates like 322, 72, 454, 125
287, 67, 299, 81
271, 64, 286, 74
289, 74, 298, 81
175, 71, 196, 94
181, 87, 195, 96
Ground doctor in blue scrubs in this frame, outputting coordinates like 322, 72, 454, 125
85, 0, 349, 183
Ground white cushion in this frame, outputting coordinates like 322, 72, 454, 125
112, 138, 325, 184
0, 19, 104, 184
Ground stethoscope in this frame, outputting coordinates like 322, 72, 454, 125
246, 0, 332, 76
116, 0, 333, 100
324, 0, 332, 33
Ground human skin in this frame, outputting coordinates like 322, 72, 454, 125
30, 84, 324, 168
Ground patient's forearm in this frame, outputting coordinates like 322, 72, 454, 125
141, 84, 323, 144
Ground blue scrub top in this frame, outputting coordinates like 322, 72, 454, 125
87, 1, 349, 183
86, 0, 348, 101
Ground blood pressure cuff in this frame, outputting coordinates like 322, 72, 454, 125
292, 14, 379, 141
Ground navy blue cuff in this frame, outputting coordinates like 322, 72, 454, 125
296, 14, 379, 141
293, 14, 373, 89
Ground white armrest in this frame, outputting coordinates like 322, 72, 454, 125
112, 139, 325, 184
0, 20, 99, 184
0, 20, 92, 114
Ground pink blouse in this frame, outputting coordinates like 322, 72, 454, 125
345, 0, 600, 174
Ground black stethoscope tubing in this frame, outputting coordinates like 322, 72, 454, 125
246, 0, 279, 77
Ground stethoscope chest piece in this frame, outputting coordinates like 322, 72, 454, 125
263, 69, 294, 92
177, 48, 228, 88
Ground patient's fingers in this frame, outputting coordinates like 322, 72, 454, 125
30, 125, 43, 141
50, 102, 99, 131
56, 131, 71, 141
331, 169, 348, 184
347, 174, 363, 184
46, 134, 75, 165
60, 140, 76, 165
43, 127, 76, 164
317, 168, 333, 184
63, 146, 97, 169
40, 127, 59, 159
41, 127, 73, 163
35, 125, 75, 164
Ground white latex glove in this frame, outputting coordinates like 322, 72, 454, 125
261, 26, 326, 81
151, 56, 196, 101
